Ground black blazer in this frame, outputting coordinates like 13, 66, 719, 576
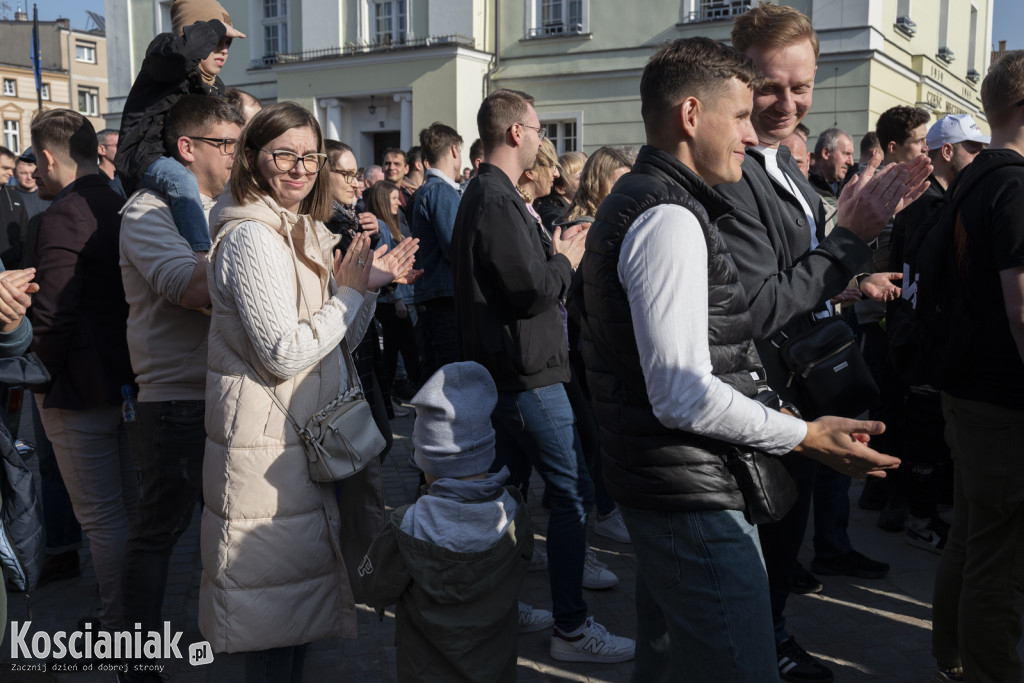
715, 146, 873, 396
451, 163, 572, 392
30, 174, 134, 409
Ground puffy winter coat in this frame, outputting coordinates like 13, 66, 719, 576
199, 193, 385, 653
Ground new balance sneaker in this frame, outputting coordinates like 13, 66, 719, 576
932, 667, 964, 682
518, 601, 555, 634
529, 544, 548, 572
593, 508, 632, 544
906, 516, 949, 554
550, 616, 635, 663
777, 636, 834, 682
582, 548, 619, 589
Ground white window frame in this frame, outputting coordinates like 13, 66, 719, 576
373, 0, 408, 45
3, 79, 16, 97
527, 0, 587, 38
540, 112, 583, 155
4, 120, 20, 154
262, 0, 289, 57
158, 1, 173, 33
40, 83, 50, 101
78, 87, 99, 116
76, 42, 97, 64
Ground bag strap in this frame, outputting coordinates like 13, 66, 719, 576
238, 355, 308, 442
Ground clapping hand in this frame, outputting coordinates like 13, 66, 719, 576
368, 237, 421, 290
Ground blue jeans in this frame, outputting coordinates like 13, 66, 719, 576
620, 506, 776, 683
491, 383, 593, 631
140, 156, 210, 251
121, 400, 206, 634
414, 304, 458, 383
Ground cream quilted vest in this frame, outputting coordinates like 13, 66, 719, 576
198, 193, 384, 653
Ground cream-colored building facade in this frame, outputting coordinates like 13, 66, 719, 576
104, 0, 494, 167
104, 0, 992, 163
0, 16, 109, 155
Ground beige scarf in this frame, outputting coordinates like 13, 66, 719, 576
210, 193, 342, 331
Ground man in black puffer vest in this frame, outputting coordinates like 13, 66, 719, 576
578, 37, 901, 682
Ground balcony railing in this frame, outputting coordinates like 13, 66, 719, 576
251, 34, 476, 68
527, 22, 585, 39
686, 0, 755, 23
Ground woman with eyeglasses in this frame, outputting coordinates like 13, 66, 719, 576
365, 181, 422, 418
198, 102, 418, 680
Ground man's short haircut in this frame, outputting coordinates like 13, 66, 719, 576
731, 2, 820, 58
324, 139, 354, 168
860, 131, 881, 156
382, 147, 406, 164
640, 37, 761, 131
0, 146, 15, 162
468, 138, 484, 162
795, 122, 810, 140
406, 145, 423, 167
419, 122, 464, 165
814, 127, 850, 157
164, 95, 244, 159
225, 87, 257, 112
876, 106, 930, 150
30, 108, 97, 166
97, 129, 118, 146
477, 89, 535, 155
982, 52, 1024, 129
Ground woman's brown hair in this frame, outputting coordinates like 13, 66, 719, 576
366, 181, 402, 244
230, 101, 333, 222
565, 146, 635, 222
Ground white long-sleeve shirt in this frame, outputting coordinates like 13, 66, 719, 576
617, 204, 807, 455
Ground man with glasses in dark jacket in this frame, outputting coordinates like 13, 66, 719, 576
452, 88, 634, 665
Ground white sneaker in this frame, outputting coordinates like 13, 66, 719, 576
518, 601, 555, 634
582, 548, 618, 589
529, 544, 548, 572
550, 616, 635, 663
593, 509, 632, 544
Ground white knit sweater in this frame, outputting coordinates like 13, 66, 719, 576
215, 220, 370, 379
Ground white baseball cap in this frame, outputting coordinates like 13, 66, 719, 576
926, 114, 991, 148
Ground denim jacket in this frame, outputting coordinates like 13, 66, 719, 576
377, 221, 414, 305
410, 171, 461, 303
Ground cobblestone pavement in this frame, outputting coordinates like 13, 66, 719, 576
1, 407, 946, 682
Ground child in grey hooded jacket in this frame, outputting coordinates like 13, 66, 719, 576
360, 361, 548, 682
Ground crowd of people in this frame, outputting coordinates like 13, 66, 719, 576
0, 1, 1021, 682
